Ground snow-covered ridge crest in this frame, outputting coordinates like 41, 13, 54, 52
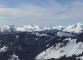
1, 25, 17, 33
63, 23, 83, 33
0, 25, 44, 33
0, 24, 65, 33
53, 25, 65, 30
0, 23, 83, 33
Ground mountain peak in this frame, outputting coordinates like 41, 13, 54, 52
63, 23, 83, 33
77, 23, 83, 25
24, 25, 34, 29
0, 23, 83, 34
0, 25, 17, 33
53, 25, 65, 30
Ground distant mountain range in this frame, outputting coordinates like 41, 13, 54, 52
0, 23, 83, 33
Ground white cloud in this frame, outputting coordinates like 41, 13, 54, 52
0, 0, 83, 21
56, 1, 83, 20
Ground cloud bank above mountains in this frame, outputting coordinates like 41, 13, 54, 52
0, 0, 83, 27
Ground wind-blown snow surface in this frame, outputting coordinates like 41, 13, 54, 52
36, 38, 83, 59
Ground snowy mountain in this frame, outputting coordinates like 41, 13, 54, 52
53, 25, 65, 30
0, 23, 83, 60
0, 25, 18, 34
44, 27, 52, 30
36, 38, 83, 59
0, 23, 83, 34
0, 25, 43, 33
63, 23, 83, 33
23, 25, 43, 31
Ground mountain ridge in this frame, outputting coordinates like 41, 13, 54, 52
0, 23, 83, 34
0, 23, 83, 60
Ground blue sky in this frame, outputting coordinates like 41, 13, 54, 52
0, 0, 83, 27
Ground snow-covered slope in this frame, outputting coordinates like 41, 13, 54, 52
23, 25, 43, 31
44, 27, 52, 30
53, 25, 65, 30
8, 54, 19, 60
63, 23, 83, 33
0, 25, 44, 33
57, 31, 74, 37
1, 25, 18, 34
44, 25, 65, 30
36, 38, 83, 59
